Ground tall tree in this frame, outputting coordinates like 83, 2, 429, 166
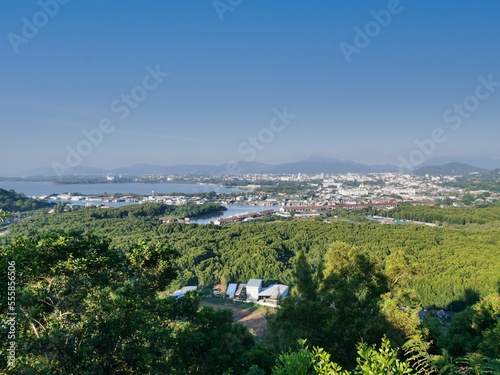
220, 272, 229, 297
318, 242, 391, 366
267, 242, 395, 368
0, 231, 257, 374
291, 250, 317, 300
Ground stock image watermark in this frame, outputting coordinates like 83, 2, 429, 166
4, 261, 17, 368
339, 0, 414, 64
7, 0, 70, 54
398, 74, 500, 171
225, 106, 296, 175
213, 0, 243, 21
51, 65, 169, 176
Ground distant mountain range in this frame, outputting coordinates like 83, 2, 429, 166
20, 158, 399, 177
422, 156, 500, 170
14, 156, 500, 177
413, 163, 486, 176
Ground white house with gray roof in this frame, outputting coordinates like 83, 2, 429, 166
246, 279, 262, 301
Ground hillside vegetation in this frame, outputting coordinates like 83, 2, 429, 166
0, 188, 51, 212
1, 230, 498, 374
6, 204, 499, 309
442, 168, 500, 192
378, 204, 500, 226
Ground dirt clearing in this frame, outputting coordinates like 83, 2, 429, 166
200, 299, 274, 338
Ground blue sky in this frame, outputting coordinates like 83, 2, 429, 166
1, 1, 499, 174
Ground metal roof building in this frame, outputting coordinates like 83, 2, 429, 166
226, 283, 238, 298
258, 284, 289, 300
235, 283, 246, 297
172, 286, 197, 298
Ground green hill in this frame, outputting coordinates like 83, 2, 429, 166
414, 162, 486, 176
5, 208, 499, 309
0, 188, 51, 212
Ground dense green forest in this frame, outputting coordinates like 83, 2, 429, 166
1, 229, 498, 374
0, 232, 267, 374
5, 204, 499, 309
0, 188, 51, 212
85, 202, 226, 220
377, 204, 500, 226
1, 205, 499, 373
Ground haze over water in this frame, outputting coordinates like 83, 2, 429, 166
0, 181, 242, 197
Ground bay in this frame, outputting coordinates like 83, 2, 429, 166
190, 204, 282, 224
0, 181, 279, 225
0, 181, 243, 196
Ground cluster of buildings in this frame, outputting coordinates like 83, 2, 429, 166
215, 279, 290, 307
175, 279, 290, 308
279, 202, 397, 213
213, 210, 275, 225
44, 192, 205, 206
219, 171, 498, 204
241, 173, 496, 208
25, 171, 498, 223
